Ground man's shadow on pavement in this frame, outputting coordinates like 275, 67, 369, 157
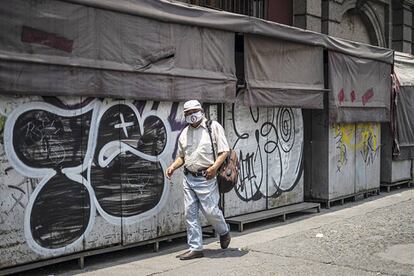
202, 247, 250, 259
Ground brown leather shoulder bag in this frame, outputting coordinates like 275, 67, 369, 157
206, 120, 239, 193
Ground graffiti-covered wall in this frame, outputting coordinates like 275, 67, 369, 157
0, 95, 305, 269
307, 111, 381, 201
330, 122, 381, 198
0, 96, 195, 268
224, 93, 304, 217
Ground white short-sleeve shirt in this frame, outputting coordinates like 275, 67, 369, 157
178, 117, 229, 172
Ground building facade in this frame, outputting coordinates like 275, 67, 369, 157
179, 0, 414, 53
0, 1, 406, 272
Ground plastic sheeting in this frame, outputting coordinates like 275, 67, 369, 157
0, 0, 236, 102
244, 35, 325, 108
395, 86, 414, 159
394, 52, 414, 86
393, 52, 414, 159
62, 0, 394, 64
328, 51, 392, 123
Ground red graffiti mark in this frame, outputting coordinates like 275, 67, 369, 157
362, 88, 374, 106
21, 26, 73, 53
350, 90, 356, 102
338, 88, 345, 104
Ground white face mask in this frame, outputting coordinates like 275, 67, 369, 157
185, 111, 203, 124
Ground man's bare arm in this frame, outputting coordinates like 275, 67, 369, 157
166, 157, 185, 180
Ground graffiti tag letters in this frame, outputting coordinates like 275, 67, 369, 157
229, 96, 303, 202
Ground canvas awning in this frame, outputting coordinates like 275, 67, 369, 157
0, 0, 394, 105
393, 52, 414, 159
0, 0, 236, 102
243, 35, 325, 108
62, 0, 394, 64
328, 51, 392, 123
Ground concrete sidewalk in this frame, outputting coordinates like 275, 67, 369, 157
28, 189, 414, 276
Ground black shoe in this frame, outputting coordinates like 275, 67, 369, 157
179, 250, 204, 260
176, 250, 190, 258
220, 232, 231, 249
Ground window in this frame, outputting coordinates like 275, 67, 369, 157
180, 0, 266, 19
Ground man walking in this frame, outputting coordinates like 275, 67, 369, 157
166, 100, 231, 260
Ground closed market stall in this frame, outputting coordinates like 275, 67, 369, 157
381, 52, 414, 190
306, 48, 393, 207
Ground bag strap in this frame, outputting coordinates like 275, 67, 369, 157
206, 119, 217, 162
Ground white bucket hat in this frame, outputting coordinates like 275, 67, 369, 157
183, 100, 202, 113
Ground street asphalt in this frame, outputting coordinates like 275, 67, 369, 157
20, 188, 414, 276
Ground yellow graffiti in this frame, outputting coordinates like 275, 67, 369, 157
333, 123, 354, 148
333, 123, 353, 172
333, 123, 378, 151
333, 123, 380, 168
358, 123, 380, 165
358, 123, 379, 151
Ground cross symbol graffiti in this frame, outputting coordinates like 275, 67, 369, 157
8, 185, 26, 211
114, 113, 134, 138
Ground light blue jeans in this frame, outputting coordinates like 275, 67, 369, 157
183, 174, 229, 251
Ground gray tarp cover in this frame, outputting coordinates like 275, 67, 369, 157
0, 0, 236, 102
0, 0, 394, 103
62, 0, 394, 64
394, 52, 414, 159
244, 35, 325, 109
328, 51, 391, 123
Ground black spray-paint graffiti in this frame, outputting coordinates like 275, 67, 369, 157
333, 125, 348, 173
4, 99, 174, 254
332, 124, 380, 171
89, 104, 167, 220
360, 132, 380, 166
229, 101, 303, 202
1, 166, 39, 217
13, 108, 92, 169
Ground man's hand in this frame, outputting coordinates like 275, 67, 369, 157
205, 165, 218, 180
205, 151, 228, 180
166, 166, 175, 180
166, 157, 184, 181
